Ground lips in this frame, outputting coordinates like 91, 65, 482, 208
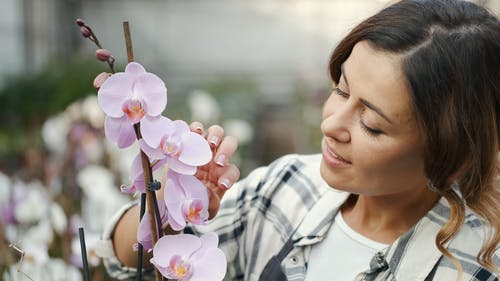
328, 147, 351, 163
322, 143, 352, 168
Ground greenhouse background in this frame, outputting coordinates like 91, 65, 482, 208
1, 0, 499, 280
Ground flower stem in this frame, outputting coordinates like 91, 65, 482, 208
124, 21, 164, 281
81, 22, 115, 73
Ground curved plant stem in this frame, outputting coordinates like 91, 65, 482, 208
123, 21, 164, 281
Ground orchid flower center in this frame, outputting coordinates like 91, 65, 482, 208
160, 135, 182, 157
182, 199, 206, 224
168, 255, 192, 280
122, 99, 146, 124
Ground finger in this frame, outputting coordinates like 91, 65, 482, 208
206, 164, 240, 219
207, 187, 221, 219
213, 136, 238, 167
206, 125, 224, 149
189, 121, 204, 135
216, 163, 240, 191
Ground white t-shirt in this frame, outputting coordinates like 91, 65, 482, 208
304, 211, 388, 281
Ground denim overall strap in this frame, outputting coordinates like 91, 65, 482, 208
258, 236, 295, 281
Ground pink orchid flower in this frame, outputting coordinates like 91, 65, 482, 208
98, 62, 167, 148
140, 117, 211, 175
120, 153, 163, 194
136, 199, 168, 252
150, 233, 227, 281
164, 171, 209, 231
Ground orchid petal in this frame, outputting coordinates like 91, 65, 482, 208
98, 73, 134, 117
104, 116, 136, 148
135, 73, 167, 116
168, 158, 197, 175
164, 177, 186, 231
151, 234, 201, 267
139, 139, 165, 160
137, 200, 167, 252
172, 120, 190, 133
179, 175, 209, 206
200, 232, 219, 249
130, 154, 144, 181
190, 248, 227, 281
125, 62, 146, 75
178, 132, 212, 166
167, 212, 186, 231
141, 116, 174, 148
133, 175, 147, 193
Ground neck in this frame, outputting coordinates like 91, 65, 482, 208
341, 189, 440, 244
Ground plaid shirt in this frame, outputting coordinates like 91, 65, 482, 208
100, 154, 499, 281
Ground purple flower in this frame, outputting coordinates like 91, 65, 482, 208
164, 171, 209, 231
140, 117, 211, 175
97, 62, 167, 148
150, 232, 227, 281
136, 199, 168, 252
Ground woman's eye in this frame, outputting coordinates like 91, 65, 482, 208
360, 120, 384, 136
333, 87, 349, 98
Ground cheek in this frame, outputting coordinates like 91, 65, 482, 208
355, 141, 426, 181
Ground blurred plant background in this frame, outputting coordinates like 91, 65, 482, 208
0, 0, 498, 280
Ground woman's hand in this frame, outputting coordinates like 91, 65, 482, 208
190, 122, 240, 219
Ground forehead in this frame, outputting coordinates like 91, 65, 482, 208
342, 41, 416, 126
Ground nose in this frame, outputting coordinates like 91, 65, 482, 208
321, 101, 353, 143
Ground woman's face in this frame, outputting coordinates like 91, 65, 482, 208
320, 41, 428, 196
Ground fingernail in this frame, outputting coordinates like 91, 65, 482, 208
209, 135, 219, 146
219, 178, 232, 189
194, 126, 203, 133
215, 154, 226, 166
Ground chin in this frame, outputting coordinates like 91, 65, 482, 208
320, 160, 348, 190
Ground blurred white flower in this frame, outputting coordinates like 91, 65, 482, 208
24, 219, 54, 246
19, 240, 50, 264
223, 118, 254, 145
5, 224, 18, 243
41, 113, 70, 156
3, 257, 82, 281
81, 95, 105, 129
188, 89, 220, 124
81, 131, 105, 164
65, 100, 84, 123
50, 203, 68, 235
106, 140, 139, 183
13, 180, 49, 224
77, 165, 115, 204
76, 165, 129, 233
46, 258, 83, 281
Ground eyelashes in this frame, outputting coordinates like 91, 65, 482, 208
359, 119, 384, 136
333, 87, 349, 98
331, 87, 385, 137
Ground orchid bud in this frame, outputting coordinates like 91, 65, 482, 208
93, 72, 111, 89
95, 49, 112, 62
80, 26, 91, 38
75, 18, 86, 27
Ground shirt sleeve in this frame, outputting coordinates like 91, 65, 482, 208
97, 200, 154, 280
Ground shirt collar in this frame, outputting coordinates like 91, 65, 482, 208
378, 198, 451, 281
293, 193, 454, 281
292, 188, 349, 246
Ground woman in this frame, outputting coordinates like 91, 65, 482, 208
101, 0, 500, 280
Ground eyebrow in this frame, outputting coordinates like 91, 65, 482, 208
340, 63, 393, 124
